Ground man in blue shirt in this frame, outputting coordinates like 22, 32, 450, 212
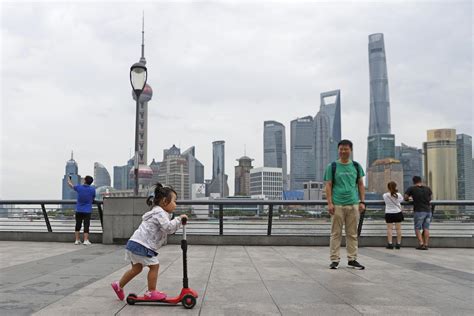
68, 175, 96, 245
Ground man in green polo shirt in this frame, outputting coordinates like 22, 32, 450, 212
324, 139, 366, 270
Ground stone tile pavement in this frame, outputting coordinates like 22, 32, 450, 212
0, 241, 473, 315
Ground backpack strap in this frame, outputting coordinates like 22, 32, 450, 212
353, 161, 360, 184
331, 161, 337, 188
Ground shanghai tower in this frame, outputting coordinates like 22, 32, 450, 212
367, 33, 395, 169
368, 33, 391, 135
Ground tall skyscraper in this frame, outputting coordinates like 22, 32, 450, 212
235, 156, 254, 196
367, 134, 395, 167
182, 146, 205, 195
158, 145, 190, 200
395, 143, 423, 191
94, 162, 111, 188
62, 152, 81, 206
367, 33, 395, 172
314, 90, 341, 181
149, 158, 161, 184
368, 33, 391, 136
208, 141, 229, 197
263, 121, 287, 189
290, 116, 316, 190
113, 158, 133, 190
456, 134, 473, 200
424, 129, 458, 200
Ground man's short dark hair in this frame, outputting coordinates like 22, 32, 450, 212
84, 176, 94, 185
338, 139, 353, 150
412, 176, 422, 184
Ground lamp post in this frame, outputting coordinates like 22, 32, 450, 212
130, 62, 147, 196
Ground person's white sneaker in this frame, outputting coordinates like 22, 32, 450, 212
83, 240, 92, 245
74, 240, 82, 245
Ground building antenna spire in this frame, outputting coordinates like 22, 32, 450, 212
140, 11, 146, 65
244, 144, 246, 156
71, 150, 73, 160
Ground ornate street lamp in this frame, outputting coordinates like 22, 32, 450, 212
130, 62, 147, 196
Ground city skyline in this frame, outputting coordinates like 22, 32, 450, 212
1, 1, 472, 199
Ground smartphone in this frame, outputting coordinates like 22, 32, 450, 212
69, 175, 72, 180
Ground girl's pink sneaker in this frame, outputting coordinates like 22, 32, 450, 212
111, 281, 125, 301
144, 290, 167, 300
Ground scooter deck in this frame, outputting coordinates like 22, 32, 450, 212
127, 288, 198, 307
127, 295, 181, 305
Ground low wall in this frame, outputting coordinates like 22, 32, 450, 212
102, 197, 150, 244
0, 232, 471, 248
0, 231, 102, 243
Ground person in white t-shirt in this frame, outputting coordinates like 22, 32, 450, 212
383, 181, 404, 249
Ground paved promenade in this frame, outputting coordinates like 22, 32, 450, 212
0, 241, 473, 315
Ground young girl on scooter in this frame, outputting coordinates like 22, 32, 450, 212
111, 183, 187, 301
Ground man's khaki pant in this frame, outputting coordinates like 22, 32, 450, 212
330, 204, 359, 262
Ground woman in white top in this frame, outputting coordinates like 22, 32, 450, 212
383, 181, 404, 249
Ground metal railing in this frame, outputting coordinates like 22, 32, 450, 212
0, 200, 103, 233
1, 199, 473, 236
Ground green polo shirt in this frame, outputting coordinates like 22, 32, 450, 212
324, 160, 365, 205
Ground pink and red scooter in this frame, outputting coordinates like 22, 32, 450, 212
126, 217, 198, 309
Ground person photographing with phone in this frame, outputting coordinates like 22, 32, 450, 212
67, 175, 96, 245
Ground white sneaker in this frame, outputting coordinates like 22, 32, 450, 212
83, 240, 92, 245
74, 240, 82, 245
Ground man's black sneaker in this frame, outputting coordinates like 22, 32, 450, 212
422, 245, 429, 250
395, 243, 401, 249
386, 243, 394, 249
329, 262, 339, 269
347, 260, 365, 270
416, 244, 425, 250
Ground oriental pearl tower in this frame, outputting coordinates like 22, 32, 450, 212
130, 16, 154, 190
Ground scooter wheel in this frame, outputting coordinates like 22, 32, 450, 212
182, 294, 196, 309
127, 293, 137, 305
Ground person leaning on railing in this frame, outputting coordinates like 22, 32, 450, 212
67, 175, 96, 245
383, 181, 404, 249
404, 176, 432, 250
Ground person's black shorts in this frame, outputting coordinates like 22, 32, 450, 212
385, 212, 404, 223
75, 212, 91, 233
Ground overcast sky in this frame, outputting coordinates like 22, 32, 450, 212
1, 0, 472, 199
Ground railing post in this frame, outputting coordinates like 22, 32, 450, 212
41, 203, 52, 232
431, 204, 436, 220
97, 202, 104, 228
267, 204, 273, 236
219, 204, 224, 236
